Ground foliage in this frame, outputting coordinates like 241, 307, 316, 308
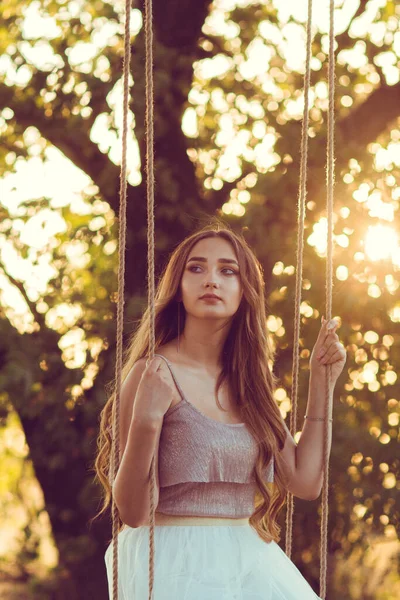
0, 0, 399, 598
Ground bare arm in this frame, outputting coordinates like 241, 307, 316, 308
278, 372, 332, 501
111, 359, 163, 527
113, 417, 162, 527
278, 318, 345, 500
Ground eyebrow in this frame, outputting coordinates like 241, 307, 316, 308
187, 256, 239, 267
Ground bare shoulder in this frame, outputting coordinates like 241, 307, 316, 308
155, 341, 178, 362
120, 357, 150, 423
155, 341, 194, 370
118, 357, 148, 460
124, 356, 147, 386
153, 342, 186, 405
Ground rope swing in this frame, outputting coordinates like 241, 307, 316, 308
110, 0, 132, 598
109, 0, 335, 598
285, 1, 335, 598
110, 0, 157, 597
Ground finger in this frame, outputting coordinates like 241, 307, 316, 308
315, 316, 330, 347
318, 341, 342, 361
320, 345, 345, 364
317, 331, 340, 359
316, 317, 339, 348
321, 350, 345, 365
326, 318, 339, 333
320, 331, 340, 352
317, 342, 331, 360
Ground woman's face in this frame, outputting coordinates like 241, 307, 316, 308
180, 237, 243, 320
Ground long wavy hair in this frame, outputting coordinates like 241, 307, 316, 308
91, 221, 290, 544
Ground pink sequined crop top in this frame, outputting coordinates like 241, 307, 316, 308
154, 354, 274, 518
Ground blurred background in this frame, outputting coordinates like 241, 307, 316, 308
0, 0, 399, 598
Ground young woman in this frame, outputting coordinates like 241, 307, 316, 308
94, 223, 346, 599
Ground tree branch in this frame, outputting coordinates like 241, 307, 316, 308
334, 0, 369, 51
0, 262, 46, 330
0, 80, 120, 207
337, 81, 400, 157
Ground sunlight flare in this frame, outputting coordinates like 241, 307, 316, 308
364, 225, 398, 262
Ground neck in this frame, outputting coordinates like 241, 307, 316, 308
176, 317, 230, 370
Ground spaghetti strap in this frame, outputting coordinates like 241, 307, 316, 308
153, 353, 187, 401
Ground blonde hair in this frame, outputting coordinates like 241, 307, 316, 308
91, 219, 289, 543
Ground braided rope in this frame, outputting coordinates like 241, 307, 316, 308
143, 0, 157, 597
286, 1, 335, 597
319, 0, 335, 596
111, 0, 132, 598
285, 0, 313, 561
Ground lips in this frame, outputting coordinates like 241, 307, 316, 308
200, 294, 221, 300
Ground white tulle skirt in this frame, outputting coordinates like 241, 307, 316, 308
104, 522, 322, 599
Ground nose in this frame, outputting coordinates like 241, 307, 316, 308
202, 266, 222, 289
203, 278, 219, 289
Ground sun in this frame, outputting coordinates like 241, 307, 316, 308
364, 225, 398, 262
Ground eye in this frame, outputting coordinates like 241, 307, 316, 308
222, 268, 238, 275
187, 265, 238, 275
188, 265, 202, 273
